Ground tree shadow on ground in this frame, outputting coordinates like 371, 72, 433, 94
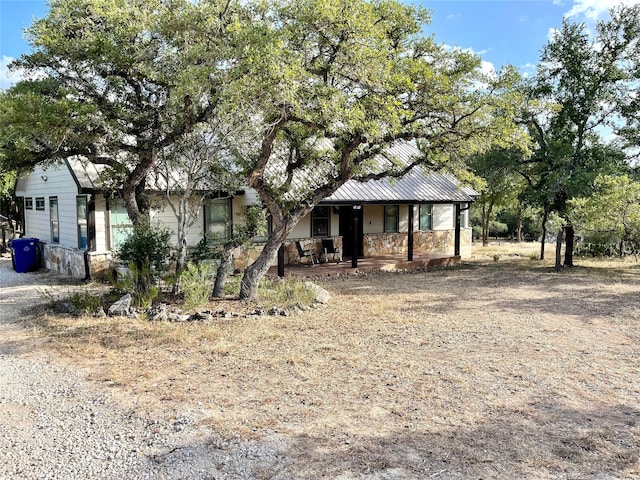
158, 400, 639, 479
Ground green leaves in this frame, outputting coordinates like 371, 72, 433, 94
569, 174, 640, 249
522, 5, 639, 222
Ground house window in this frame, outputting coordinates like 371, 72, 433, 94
419, 204, 433, 231
109, 198, 133, 250
25, 197, 33, 210
384, 205, 399, 233
252, 216, 272, 243
35, 197, 45, 211
49, 197, 59, 243
460, 204, 468, 228
77, 196, 88, 249
311, 206, 330, 237
206, 197, 232, 241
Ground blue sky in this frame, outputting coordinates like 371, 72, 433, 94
1, 0, 638, 89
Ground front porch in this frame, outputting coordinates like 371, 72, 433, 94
267, 251, 460, 278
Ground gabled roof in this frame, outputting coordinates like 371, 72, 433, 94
64, 141, 479, 204
66, 158, 105, 192
321, 168, 477, 205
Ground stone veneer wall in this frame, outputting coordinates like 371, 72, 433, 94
41, 242, 113, 279
363, 229, 472, 257
231, 236, 344, 269
40, 230, 469, 279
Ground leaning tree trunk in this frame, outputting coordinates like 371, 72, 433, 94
239, 227, 290, 301
563, 224, 574, 267
213, 246, 235, 298
554, 228, 563, 272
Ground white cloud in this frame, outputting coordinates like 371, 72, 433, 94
565, 0, 640, 20
547, 27, 561, 42
0, 56, 24, 90
519, 63, 537, 79
481, 60, 496, 77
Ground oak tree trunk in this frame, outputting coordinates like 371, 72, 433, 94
564, 224, 574, 267
213, 246, 235, 298
554, 228, 563, 272
239, 223, 293, 301
540, 210, 549, 260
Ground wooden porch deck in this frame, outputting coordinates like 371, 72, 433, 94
267, 252, 460, 278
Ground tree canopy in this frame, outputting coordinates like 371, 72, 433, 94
0, 0, 242, 224
519, 4, 639, 262
226, 0, 525, 299
569, 174, 640, 256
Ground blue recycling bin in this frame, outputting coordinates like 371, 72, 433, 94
11, 238, 39, 273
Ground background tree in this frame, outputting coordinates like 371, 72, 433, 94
152, 126, 242, 293
569, 174, 640, 257
0, 0, 240, 225
231, 0, 524, 300
521, 4, 639, 264
467, 146, 528, 246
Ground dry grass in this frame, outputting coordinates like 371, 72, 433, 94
19, 242, 640, 479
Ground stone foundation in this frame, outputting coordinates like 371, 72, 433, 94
40, 242, 113, 279
364, 229, 472, 257
230, 237, 344, 269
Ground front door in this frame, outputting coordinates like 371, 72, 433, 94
339, 206, 364, 258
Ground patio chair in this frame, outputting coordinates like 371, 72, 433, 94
295, 240, 318, 265
321, 238, 342, 263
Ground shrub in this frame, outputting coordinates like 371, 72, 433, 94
68, 290, 103, 313
257, 277, 317, 307
116, 219, 172, 305
181, 262, 215, 310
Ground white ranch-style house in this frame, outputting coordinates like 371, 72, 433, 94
14, 151, 477, 279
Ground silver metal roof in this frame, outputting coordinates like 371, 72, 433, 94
66, 140, 478, 204
66, 157, 105, 191
322, 167, 477, 204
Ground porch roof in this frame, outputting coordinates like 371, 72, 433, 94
320, 167, 478, 205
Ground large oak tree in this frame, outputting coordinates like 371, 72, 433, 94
521, 4, 640, 264
232, 0, 524, 300
0, 0, 241, 225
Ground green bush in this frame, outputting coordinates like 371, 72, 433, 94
116, 219, 172, 306
181, 262, 215, 310
257, 277, 317, 307
69, 290, 103, 313
113, 262, 160, 308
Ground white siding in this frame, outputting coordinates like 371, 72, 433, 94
289, 216, 311, 238
363, 205, 384, 234
15, 163, 81, 246
432, 204, 454, 231
94, 195, 109, 252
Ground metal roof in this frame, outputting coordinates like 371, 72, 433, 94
322, 167, 477, 204
65, 140, 478, 204
66, 157, 105, 191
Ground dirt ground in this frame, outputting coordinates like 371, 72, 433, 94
11, 243, 640, 478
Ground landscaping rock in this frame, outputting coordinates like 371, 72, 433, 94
168, 312, 190, 322
58, 302, 78, 316
93, 306, 107, 318
188, 311, 213, 322
304, 281, 330, 304
147, 303, 169, 322
108, 294, 132, 317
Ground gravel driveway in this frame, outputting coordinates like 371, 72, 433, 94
0, 255, 288, 480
